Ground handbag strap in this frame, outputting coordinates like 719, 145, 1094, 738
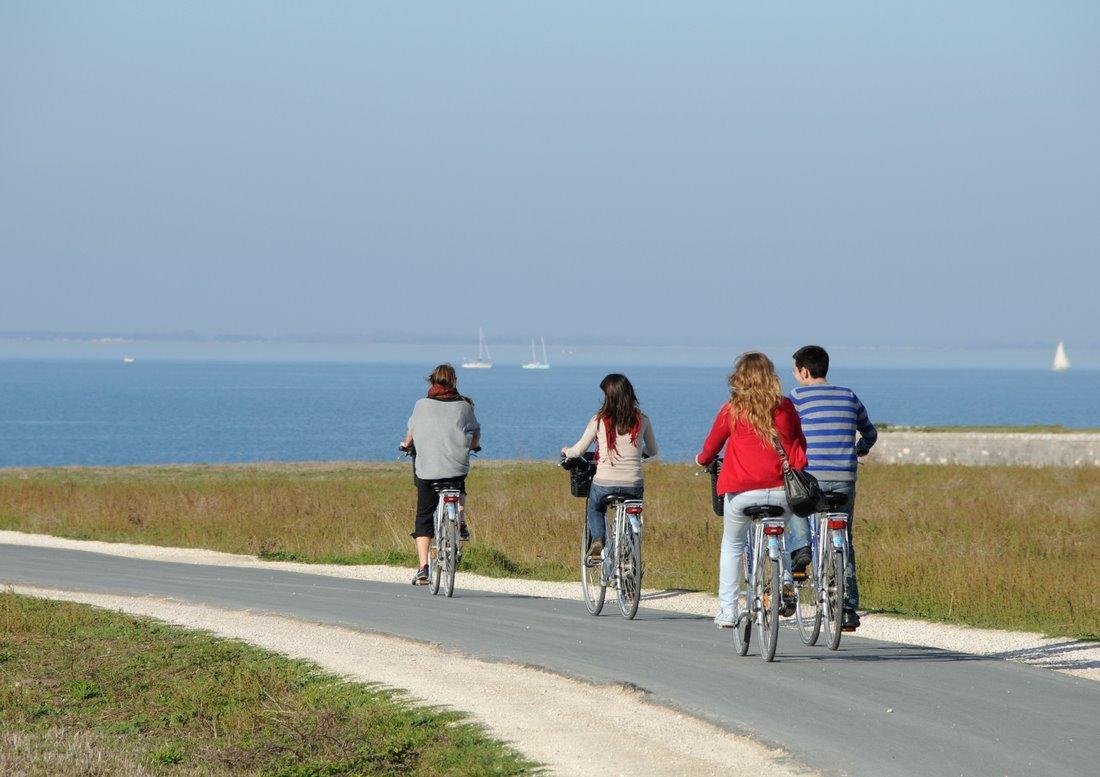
771, 435, 791, 471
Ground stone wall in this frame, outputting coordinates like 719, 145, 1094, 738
866, 432, 1100, 468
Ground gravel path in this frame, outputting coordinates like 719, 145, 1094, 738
11, 584, 810, 777
2, 530, 1094, 681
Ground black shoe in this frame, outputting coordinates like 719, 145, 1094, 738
842, 608, 860, 632
780, 583, 797, 617
791, 546, 812, 580
587, 537, 604, 560
459, 522, 471, 541
411, 565, 429, 585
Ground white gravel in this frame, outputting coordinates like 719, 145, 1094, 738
10, 584, 812, 777
2, 530, 1095, 681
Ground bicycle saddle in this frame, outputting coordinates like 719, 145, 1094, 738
744, 504, 785, 518
432, 481, 463, 493
822, 492, 849, 511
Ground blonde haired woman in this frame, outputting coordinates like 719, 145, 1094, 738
695, 352, 808, 628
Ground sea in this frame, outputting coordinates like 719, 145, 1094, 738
1, 360, 1098, 467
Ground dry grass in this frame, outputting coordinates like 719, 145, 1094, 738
0, 462, 1096, 638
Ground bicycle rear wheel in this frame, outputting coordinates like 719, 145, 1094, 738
734, 549, 752, 656
429, 518, 442, 596
616, 519, 642, 619
580, 523, 606, 616
759, 557, 781, 662
822, 549, 844, 650
441, 512, 458, 598
796, 549, 821, 646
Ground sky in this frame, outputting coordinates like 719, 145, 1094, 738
1, 1, 1098, 350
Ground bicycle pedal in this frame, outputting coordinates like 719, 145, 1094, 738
791, 570, 807, 581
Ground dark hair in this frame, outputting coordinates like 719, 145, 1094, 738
427, 363, 457, 387
425, 363, 474, 405
597, 374, 640, 435
792, 345, 829, 379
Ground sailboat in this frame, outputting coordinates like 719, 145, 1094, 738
1052, 340, 1071, 372
521, 336, 550, 370
461, 328, 493, 369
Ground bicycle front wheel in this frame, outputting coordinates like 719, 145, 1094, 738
823, 549, 845, 650
616, 520, 642, 620
796, 550, 821, 646
734, 549, 752, 656
580, 523, 606, 616
759, 558, 781, 662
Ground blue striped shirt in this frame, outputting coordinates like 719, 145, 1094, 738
788, 383, 877, 482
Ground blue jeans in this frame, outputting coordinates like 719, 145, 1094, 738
586, 482, 643, 543
788, 480, 859, 609
718, 488, 793, 613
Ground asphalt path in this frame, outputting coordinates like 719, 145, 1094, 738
2, 543, 1096, 777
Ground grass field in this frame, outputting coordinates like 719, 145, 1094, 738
0, 462, 1096, 638
0, 592, 535, 776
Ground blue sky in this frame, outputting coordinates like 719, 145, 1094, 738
1, 2, 1097, 348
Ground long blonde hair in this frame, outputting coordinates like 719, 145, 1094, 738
728, 352, 783, 441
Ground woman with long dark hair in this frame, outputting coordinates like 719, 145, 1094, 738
695, 352, 808, 628
562, 374, 658, 558
400, 364, 481, 585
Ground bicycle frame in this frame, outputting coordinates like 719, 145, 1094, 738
809, 512, 850, 597
745, 518, 787, 623
603, 499, 644, 584
434, 490, 462, 541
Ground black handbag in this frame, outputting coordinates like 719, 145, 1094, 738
564, 452, 597, 498
706, 457, 724, 517
771, 437, 823, 518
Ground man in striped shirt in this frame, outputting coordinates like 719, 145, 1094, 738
787, 345, 877, 632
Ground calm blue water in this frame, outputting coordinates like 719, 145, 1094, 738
1, 361, 1097, 467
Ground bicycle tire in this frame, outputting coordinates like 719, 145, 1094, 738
580, 523, 606, 616
759, 557, 781, 662
429, 515, 442, 596
616, 518, 641, 620
442, 508, 458, 598
824, 549, 844, 650
796, 546, 822, 646
734, 549, 752, 656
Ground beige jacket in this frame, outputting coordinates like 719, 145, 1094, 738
565, 413, 658, 486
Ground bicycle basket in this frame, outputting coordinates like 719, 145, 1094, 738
708, 457, 723, 516
569, 452, 597, 498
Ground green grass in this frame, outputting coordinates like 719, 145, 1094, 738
0, 592, 537, 776
0, 461, 1096, 638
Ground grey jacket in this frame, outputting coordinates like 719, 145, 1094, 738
407, 397, 481, 480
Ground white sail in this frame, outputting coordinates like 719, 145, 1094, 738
1052, 340, 1071, 372
521, 335, 550, 369
461, 328, 493, 369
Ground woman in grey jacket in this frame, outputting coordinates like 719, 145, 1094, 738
400, 364, 481, 585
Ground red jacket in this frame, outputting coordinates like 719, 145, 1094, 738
696, 398, 808, 494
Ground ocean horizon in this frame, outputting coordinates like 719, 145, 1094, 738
2, 359, 1097, 468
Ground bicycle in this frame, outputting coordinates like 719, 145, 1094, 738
401, 444, 479, 598
794, 490, 850, 649
561, 454, 645, 619
728, 504, 791, 662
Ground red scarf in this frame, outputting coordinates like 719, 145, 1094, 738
598, 412, 641, 462
427, 384, 460, 401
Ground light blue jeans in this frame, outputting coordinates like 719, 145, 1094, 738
718, 488, 793, 613
787, 480, 859, 609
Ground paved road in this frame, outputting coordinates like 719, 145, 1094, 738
2, 543, 1097, 777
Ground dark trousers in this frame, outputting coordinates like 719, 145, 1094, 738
412, 475, 466, 538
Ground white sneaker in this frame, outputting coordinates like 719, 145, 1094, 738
714, 607, 737, 629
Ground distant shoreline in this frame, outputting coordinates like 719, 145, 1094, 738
2, 429, 1099, 472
